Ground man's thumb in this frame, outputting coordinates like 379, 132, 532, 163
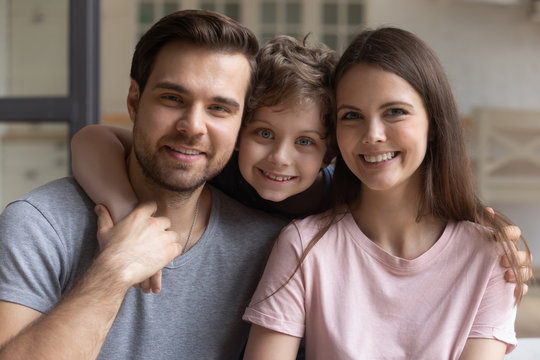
95, 204, 114, 232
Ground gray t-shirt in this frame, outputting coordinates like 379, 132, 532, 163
0, 177, 286, 359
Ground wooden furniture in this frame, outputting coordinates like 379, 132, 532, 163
473, 107, 540, 203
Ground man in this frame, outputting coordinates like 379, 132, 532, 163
0, 10, 285, 359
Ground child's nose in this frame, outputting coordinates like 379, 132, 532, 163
268, 142, 292, 166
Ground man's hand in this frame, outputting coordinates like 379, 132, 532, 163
95, 202, 181, 288
500, 223, 532, 297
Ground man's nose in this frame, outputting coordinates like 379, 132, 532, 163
176, 105, 207, 136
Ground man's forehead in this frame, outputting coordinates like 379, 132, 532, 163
146, 42, 250, 102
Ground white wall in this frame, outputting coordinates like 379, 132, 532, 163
364, 0, 540, 265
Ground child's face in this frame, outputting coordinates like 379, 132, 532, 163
336, 64, 429, 195
237, 103, 327, 202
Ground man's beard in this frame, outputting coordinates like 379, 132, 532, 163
133, 134, 229, 195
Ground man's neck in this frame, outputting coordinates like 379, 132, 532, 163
126, 152, 211, 249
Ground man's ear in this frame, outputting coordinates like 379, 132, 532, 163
127, 79, 140, 123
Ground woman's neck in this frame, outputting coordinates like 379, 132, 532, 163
350, 185, 446, 260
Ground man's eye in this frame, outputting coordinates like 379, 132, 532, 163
257, 129, 274, 139
210, 105, 230, 113
296, 137, 314, 146
162, 95, 181, 103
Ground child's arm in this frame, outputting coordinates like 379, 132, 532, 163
243, 325, 301, 360
71, 124, 137, 223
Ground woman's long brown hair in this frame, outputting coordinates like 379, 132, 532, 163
261, 27, 530, 305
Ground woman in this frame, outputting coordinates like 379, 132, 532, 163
242, 27, 530, 359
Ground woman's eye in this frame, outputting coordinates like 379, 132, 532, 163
296, 137, 314, 146
340, 111, 361, 121
257, 129, 274, 139
386, 108, 407, 116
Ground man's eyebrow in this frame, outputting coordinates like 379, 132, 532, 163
154, 81, 241, 111
155, 81, 188, 93
212, 96, 240, 111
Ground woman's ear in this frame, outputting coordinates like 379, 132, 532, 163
126, 79, 140, 123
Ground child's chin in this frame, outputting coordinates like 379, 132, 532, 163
258, 190, 289, 203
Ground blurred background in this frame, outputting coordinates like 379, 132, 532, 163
0, 0, 538, 354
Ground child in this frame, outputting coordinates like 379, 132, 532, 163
242, 27, 531, 359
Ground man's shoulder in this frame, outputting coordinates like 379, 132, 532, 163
3, 177, 94, 219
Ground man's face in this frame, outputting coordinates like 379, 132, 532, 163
128, 41, 251, 193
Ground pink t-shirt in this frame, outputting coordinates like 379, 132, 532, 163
243, 211, 517, 359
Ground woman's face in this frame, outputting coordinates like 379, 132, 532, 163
335, 64, 430, 195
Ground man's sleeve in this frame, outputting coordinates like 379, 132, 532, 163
0, 200, 66, 313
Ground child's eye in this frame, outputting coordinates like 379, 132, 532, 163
296, 137, 314, 146
257, 128, 274, 139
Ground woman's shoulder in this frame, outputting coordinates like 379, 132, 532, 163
283, 207, 350, 244
452, 220, 503, 256
291, 206, 348, 227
